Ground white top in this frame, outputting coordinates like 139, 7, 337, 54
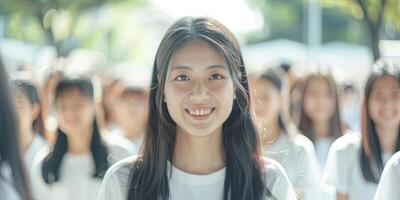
263, 133, 321, 200
31, 141, 131, 200
314, 137, 335, 170
0, 164, 21, 200
24, 134, 47, 169
322, 133, 386, 200
374, 152, 400, 200
106, 129, 143, 156
98, 156, 297, 200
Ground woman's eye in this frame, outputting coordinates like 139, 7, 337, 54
175, 74, 190, 81
210, 74, 224, 80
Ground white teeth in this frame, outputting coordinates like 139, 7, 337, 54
188, 108, 213, 116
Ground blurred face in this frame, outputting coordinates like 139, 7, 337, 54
114, 90, 148, 136
303, 77, 336, 123
164, 40, 235, 137
55, 88, 95, 136
251, 79, 281, 125
368, 75, 400, 129
15, 91, 36, 131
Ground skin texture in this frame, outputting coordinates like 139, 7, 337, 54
164, 40, 235, 174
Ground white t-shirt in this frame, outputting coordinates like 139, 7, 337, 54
24, 134, 47, 169
0, 164, 21, 200
374, 151, 400, 200
322, 133, 385, 200
314, 137, 335, 170
106, 129, 143, 156
263, 133, 321, 200
98, 156, 297, 200
31, 141, 131, 200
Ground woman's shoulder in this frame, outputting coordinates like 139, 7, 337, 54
290, 133, 316, 155
261, 157, 297, 199
262, 157, 289, 182
329, 132, 361, 155
98, 156, 138, 200
104, 155, 137, 180
104, 133, 135, 163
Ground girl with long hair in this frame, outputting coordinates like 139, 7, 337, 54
31, 76, 130, 200
323, 59, 400, 200
13, 80, 48, 169
297, 70, 344, 169
99, 17, 296, 200
251, 67, 320, 200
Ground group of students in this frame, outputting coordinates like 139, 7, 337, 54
0, 16, 399, 200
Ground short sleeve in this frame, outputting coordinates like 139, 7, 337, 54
322, 134, 360, 193
98, 156, 137, 200
263, 158, 297, 200
30, 147, 51, 200
374, 152, 400, 200
294, 136, 321, 200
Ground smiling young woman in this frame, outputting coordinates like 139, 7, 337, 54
98, 17, 296, 200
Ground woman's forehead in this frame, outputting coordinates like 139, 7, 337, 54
168, 40, 227, 71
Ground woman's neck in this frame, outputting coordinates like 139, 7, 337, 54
312, 121, 331, 139
261, 121, 281, 146
376, 124, 399, 154
67, 126, 93, 154
19, 128, 35, 153
172, 126, 225, 175
122, 125, 144, 141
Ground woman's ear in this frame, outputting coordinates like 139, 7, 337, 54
31, 103, 40, 121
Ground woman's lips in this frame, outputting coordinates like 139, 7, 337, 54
185, 107, 215, 121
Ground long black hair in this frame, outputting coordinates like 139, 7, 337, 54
41, 77, 109, 184
0, 58, 33, 200
127, 17, 273, 200
360, 59, 400, 183
297, 71, 343, 143
13, 80, 46, 137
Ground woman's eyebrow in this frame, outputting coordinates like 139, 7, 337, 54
170, 64, 227, 72
207, 65, 227, 70
170, 65, 192, 71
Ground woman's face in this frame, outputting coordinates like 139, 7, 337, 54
114, 90, 148, 136
56, 88, 95, 136
164, 40, 235, 137
368, 75, 400, 130
303, 77, 336, 123
251, 79, 281, 125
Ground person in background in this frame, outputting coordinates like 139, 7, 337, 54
106, 79, 149, 155
0, 58, 33, 200
323, 59, 400, 200
13, 80, 48, 169
31, 76, 130, 200
340, 83, 361, 133
297, 70, 344, 170
251, 67, 321, 200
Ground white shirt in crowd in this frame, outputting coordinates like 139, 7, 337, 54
106, 128, 143, 156
0, 164, 21, 200
322, 133, 392, 200
263, 132, 321, 200
374, 151, 400, 200
314, 137, 335, 170
98, 156, 297, 200
31, 142, 131, 200
24, 134, 47, 170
